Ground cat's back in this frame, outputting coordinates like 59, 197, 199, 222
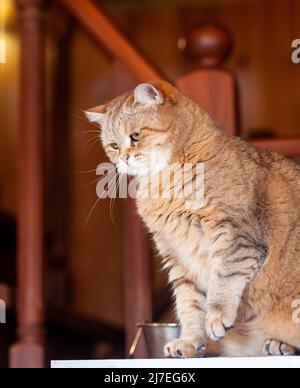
231, 137, 300, 246
226, 135, 300, 188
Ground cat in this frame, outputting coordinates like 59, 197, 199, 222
85, 80, 300, 357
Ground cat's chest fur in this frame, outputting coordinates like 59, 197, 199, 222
137, 197, 213, 289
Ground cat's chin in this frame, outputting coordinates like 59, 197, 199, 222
117, 159, 150, 177
117, 148, 172, 177
120, 167, 151, 177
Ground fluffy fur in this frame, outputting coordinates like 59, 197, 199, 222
85, 81, 300, 357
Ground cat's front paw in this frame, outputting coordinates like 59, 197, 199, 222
205, 308, 235, 341
164, 339, 203, 358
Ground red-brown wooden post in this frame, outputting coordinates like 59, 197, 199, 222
177, 23, 238, 136
123, 198, 153, 358
45, 4, 74, 308
10, 0, 45, 368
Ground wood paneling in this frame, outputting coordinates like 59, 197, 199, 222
251, 138, 300, 156
69, 28, 124, 326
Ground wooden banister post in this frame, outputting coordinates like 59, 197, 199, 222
10, 0, 45, 368
177, 23, 238, 136
123, 198, 153, 358
45, 4, 74, 308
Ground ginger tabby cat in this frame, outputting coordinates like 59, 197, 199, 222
85, 81, 300, 357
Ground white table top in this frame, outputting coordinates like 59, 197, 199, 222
51, 357, 300, 369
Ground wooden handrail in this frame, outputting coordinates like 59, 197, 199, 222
251, 138, 300, 157
58, 0, 163, 82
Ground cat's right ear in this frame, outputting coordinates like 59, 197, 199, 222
84, 105, 108, 127
134, 83, 164, 106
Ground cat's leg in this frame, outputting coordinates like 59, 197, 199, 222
205, 230, 268, 341
164, 263, 207, 358
262, 340, 297, 356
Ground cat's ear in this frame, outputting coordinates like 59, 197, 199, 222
84, 104, 108, 126
84, 111, 106, 124
134, 83, 164, 106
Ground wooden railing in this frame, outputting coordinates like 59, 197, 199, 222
59, 0, 162, 82
252, 139, 300, 156
11, 0, 300, 368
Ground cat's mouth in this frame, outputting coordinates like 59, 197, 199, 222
117, 157, 151, 177
117, 148, 172, 177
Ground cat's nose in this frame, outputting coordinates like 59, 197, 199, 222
120, 147, 129, 159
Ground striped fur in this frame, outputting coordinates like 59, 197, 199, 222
86, 81, 300, 357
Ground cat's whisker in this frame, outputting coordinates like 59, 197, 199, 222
72, 130, 101, 140
109, 174, 120, 228
77, 166, 116, 175
85, 197, 101, 229
84, 177, 102, 188
84, 168, 117, 187
105, 173, 119, 197
85, 172, 118, 228
110, 171, 123, 226
76, 168, 99, 174
87, 138, 101, 153
86, 135, 102, 145
96, 170, 118, 200
73, 113, 102, 130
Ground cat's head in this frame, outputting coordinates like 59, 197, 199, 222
85, 81, 183, 176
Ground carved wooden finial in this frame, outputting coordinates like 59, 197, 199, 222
179, 23, 234, 68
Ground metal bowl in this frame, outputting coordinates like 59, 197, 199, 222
129, 323, 180, 359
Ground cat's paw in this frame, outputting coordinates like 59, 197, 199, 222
205, 308, 235, 341
164, 339, 203, 358
263, 339, 296, 356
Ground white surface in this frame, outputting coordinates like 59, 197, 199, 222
51, 357, 300, 369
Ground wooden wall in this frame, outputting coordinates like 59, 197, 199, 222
1, 0, 300, 327
69, 28, 124, 325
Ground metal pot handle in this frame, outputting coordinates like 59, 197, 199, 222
128, 326, 143, 359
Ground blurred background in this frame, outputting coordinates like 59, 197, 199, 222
1, 0, 300, 367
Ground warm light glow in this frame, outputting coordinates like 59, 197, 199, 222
0, 0, 12, 64
0, 38, 6, 63
0, 0, 13, 22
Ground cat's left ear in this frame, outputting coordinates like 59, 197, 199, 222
134, 83, 164, 106
84, 104, 108, 126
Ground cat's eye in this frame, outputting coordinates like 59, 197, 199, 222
130, 132, 141, 142
111, 143, 119, 150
